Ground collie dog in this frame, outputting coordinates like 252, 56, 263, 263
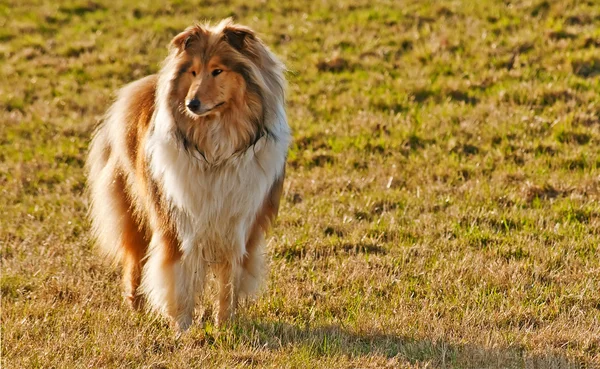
86, 19, 290, 330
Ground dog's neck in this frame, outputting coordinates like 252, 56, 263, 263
175, 122, 266, 166
172, 110, 266, 166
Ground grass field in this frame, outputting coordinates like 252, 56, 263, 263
2, 0, 600, 367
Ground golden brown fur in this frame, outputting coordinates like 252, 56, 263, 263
86, 19, 289, 329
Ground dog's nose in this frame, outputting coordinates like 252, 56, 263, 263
187, 98, 201, 112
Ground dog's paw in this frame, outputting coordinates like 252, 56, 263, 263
215, 309, 234, 328
175, 315, 193, 332
125, 294, 144, 311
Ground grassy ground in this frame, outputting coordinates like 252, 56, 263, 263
2, 0, 600, 367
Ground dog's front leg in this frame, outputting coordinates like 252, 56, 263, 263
214, 261, 241, 326
142, 232, 198, 331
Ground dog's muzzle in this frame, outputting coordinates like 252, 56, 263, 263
186, 98, 201, 113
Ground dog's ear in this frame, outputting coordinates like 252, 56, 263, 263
170, 26, 202, 52
223, 24, 255, 52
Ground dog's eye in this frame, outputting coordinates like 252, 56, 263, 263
211, 69, 223, 77
191, 71, 196, 77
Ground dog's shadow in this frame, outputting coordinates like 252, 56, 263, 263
208, 319, 582, 368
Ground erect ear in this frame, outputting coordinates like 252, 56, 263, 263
170, 26, 202, 52
223, 24, 255, 51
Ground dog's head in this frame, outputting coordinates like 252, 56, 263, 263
158, 19, 285, 162
166, 19, 281, 120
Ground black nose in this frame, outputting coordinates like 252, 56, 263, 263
187, 98, 201, 112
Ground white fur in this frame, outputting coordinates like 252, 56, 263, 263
140, 83, 290, 328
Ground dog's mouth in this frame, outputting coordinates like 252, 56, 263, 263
187, 102, 226, 117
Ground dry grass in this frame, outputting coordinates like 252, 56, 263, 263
2, 0, 600, 368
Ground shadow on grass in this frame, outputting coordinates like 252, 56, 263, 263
225, 320, 583, 368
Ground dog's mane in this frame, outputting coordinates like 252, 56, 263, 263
153, 18, 286, 165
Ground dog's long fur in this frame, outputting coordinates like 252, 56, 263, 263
86, 19, 290, 330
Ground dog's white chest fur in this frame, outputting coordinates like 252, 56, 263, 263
146, 109, 289, 261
